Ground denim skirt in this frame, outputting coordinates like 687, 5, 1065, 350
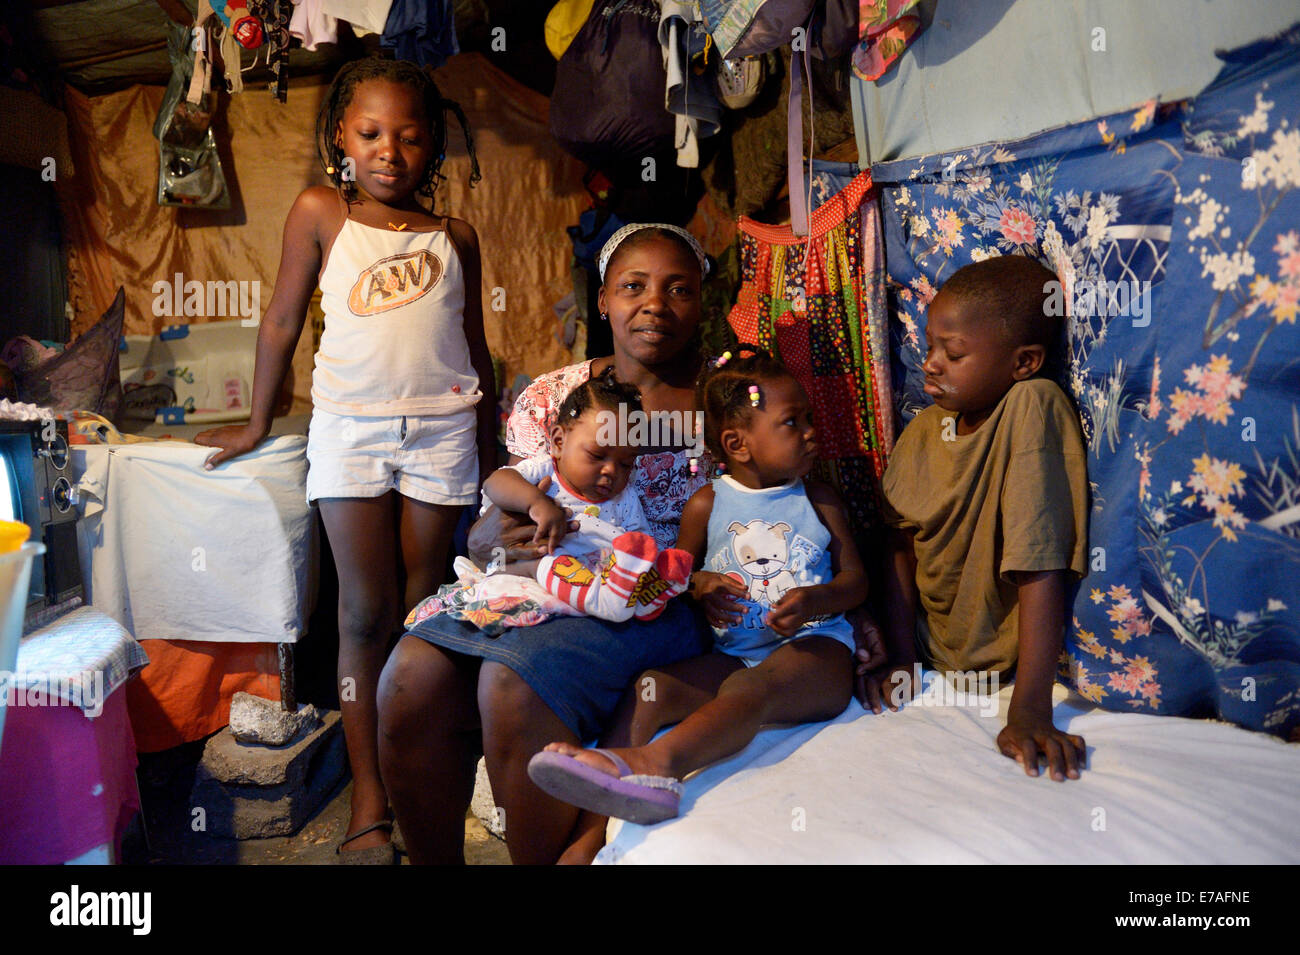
405, 598, 709, 742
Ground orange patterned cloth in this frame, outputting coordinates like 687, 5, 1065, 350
726, 169, 893, 535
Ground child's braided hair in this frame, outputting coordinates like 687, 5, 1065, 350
695, 345, 791, 462
316, 56, 481, 203
555, 365, 643, 430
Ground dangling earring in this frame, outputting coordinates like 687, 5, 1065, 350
600, 312, 609, 322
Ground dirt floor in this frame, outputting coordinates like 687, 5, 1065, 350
123, 739, 511, 865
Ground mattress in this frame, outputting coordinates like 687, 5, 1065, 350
598, 672, 1300, 864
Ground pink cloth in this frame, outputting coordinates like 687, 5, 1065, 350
0, 689, 139, 864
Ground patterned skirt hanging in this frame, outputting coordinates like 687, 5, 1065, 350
727, 168, 894, 536
248, 0, 292, 102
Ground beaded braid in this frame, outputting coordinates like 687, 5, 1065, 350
695, 345, 791, 463
315, 56, 482, 203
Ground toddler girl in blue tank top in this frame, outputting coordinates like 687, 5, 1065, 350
528, 347, 867, 836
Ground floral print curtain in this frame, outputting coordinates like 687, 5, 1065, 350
871, 25, 1300, 738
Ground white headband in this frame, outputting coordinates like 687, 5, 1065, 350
597, 223, 710, 282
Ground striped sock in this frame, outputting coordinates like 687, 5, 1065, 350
538, 554, 597, 614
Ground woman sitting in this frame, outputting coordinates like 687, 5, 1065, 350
377, 224, 717, 864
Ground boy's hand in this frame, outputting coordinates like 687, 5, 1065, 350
766, 586, 818, 637
691, 571, 746, 628
997, 713, 1086, 781
527, 497, 570, 554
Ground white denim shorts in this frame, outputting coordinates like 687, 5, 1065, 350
305, 407, 478, 506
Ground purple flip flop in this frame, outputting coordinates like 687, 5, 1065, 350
528, 748, 683, 824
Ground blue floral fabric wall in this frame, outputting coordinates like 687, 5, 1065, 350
871, 26, 1300, 738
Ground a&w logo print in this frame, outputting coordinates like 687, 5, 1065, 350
348, 250, 443, 316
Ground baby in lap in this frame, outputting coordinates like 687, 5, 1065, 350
407, 368, 692, 633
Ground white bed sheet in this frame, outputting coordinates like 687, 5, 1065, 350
598, 673, 1300, 864
72, 437, 315, 644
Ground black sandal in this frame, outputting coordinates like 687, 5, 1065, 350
335, 820, 396, 865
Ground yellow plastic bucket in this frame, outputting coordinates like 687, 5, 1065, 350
0, 541, 46, 760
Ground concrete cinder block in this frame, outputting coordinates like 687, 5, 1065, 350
470, 757, 505, 839
190, 709, 347, 840
228, 691, 321, 746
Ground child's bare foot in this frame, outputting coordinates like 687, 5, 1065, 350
541, 742, 676, 781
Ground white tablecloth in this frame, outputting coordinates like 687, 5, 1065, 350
71, 437, 315, 643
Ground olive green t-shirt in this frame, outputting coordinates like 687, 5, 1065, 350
881, 378, 1089, 675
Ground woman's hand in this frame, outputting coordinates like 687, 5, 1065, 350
468, 476, 576, 566
195, 422, 271, 470
691, 571, 746, 628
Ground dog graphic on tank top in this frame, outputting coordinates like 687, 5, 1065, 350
727, 520, 798, 605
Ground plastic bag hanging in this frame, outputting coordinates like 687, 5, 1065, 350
154, 0, 231, 209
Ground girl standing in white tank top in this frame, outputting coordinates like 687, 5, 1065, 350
196, 57, 494, 864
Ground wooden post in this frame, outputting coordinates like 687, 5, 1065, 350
278, 643, 295, 712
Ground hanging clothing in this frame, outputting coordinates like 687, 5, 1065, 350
289, 0, 338, 50
726, 168, 892, 536
319, 0, 393, 35
545, 0, 596, 60
381, 0, 459, 70
248, 0, 292, 101
658, 0, 722, 169
700, 0, 812, 60
853, 0, 924, 81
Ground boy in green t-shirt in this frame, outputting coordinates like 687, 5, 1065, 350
875, 256, 1090, 781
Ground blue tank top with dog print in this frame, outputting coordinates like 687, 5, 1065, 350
703, 475, 854, 660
